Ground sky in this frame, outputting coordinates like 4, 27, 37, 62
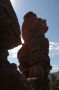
8, 0, 59, 73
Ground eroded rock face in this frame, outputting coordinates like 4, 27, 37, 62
0, 51, 32, 90
18, 11, 52, 90
0, 66, 32, 90
0, 1, 32, 90
0, 0, 21, 50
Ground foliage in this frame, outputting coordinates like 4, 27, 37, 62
49, 73, 59, 90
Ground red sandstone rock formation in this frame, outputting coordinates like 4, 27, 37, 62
18, 11, 52, 90
0, 0, 21, 50
0, 1, 32, 90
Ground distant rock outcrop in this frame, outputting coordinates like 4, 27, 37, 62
18, 11, 52, 90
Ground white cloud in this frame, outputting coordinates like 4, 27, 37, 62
8, 45, 22, 65
49, 42, 59, 51
49, 42, 59, 56
8, 37, 24, 64
8, 45, 22, 58
51, 64, 59, 73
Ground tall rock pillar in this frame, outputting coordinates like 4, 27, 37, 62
18, 12, 52, 90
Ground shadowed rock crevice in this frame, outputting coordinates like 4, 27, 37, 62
0, 1, 32, 90
0, 0, 21, 50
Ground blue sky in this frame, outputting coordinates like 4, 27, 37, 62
8, 0, 59, 72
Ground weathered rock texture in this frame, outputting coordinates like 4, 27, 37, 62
0, 62, 32, 90
0, 0, 21, 50
18, 12, 52, 90
0, 1, 32, 90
